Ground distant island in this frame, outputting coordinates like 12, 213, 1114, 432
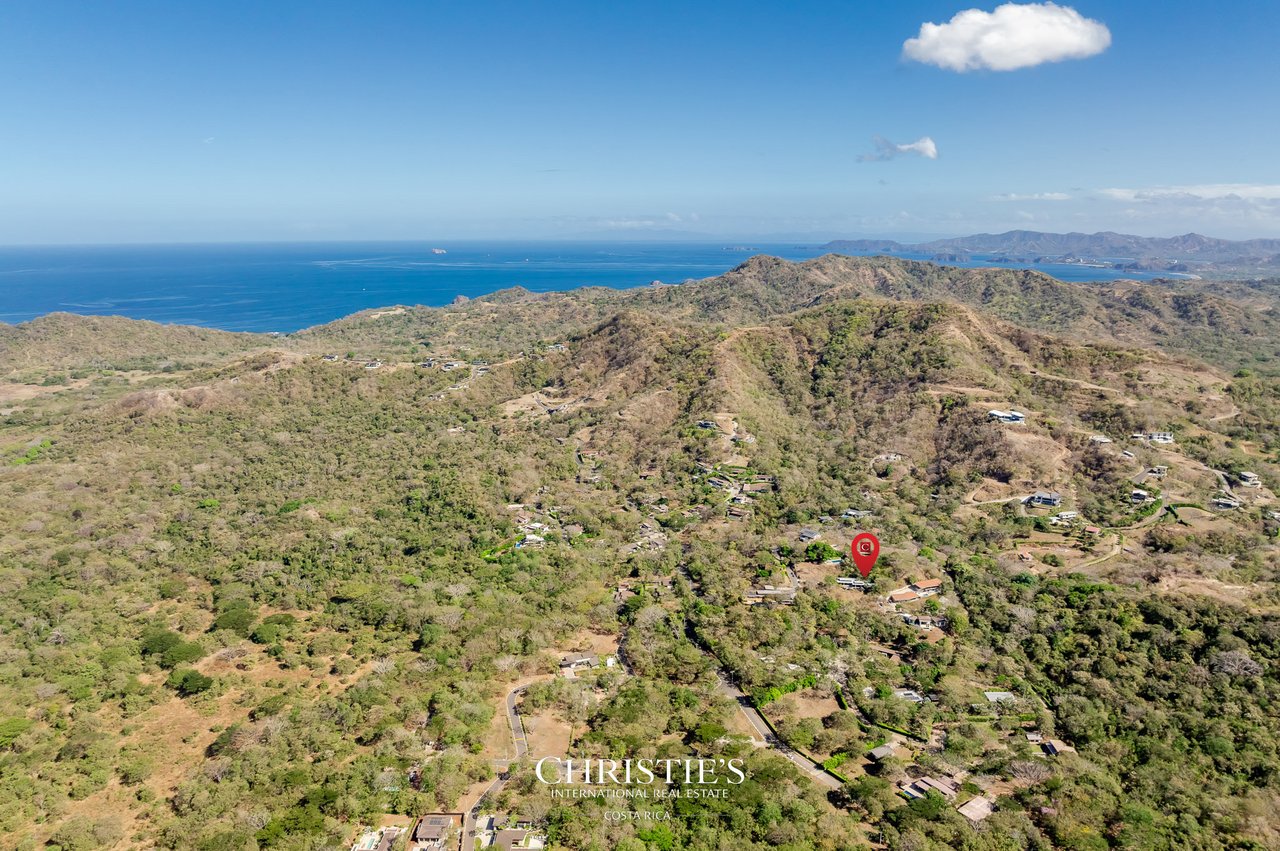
823, 229, 1280, 277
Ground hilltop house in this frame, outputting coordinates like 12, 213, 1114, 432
1089, 435, 1112, 444
1026, 491, 1062, 508
1131, 489, 1151, 504
988, 409, 1027, 424
1240, 471, 1261, 488
911, 578, 943, 597
888, 589, 919, 604
837, 576, 874, 590
798, 528, 821, 543
560, 653, 596, 671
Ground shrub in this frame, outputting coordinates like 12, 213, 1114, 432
167, 669, 214, 696
211, 607, 257, 637
160, 641, 206, 668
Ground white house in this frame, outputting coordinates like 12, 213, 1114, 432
988, 409, 1027, 424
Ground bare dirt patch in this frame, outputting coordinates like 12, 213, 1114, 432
522, 710, 572, 759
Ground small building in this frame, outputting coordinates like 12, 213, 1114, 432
1042, 739, 1076, 756
727, 506, 751, 519
322, 354, 339, 362
1053, 511, 1079, 523
900, 776, 958, 800
1025, 731, 1044, 744
1213, 496, 1241, 510
893, 688, 926, 703
1239, 471, 1261, 488
911, 578, 943, 596
798, 528, 821, 543
696, 420, 720, 430
1083, 525, 1102, 536
1026, 491, 1063, 508
410, 814, 458, 850
1089, 435, 1112, 444
957, 796, 995, 824
1131, 489, 1151, 503
988, 409, 1027, 424
516, 534, 545, 549
889, 589, 919, 604
836, 576, 873, 590
983, 691, 1017, 705
868, 744, 897, 762
741, 481, 773, 494
842, 508, 873, 519
365, 361, 382, 369
707, 477, 732, 489
1148, 432, 1175, 444
1148, 466, 1168, 478
560, 653, 596, 670
493, 828, 546, 851
1121, 450, 1136, 458
746, 585, 796, 605
376, 828, 405, 851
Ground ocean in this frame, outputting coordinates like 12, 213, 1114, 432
0, 241, 1165, 334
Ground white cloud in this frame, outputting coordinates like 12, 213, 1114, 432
1099, 184, 1280, 202
903, 3, 1111, 72
859, 135, 939, 162
993, 191, 1072, 201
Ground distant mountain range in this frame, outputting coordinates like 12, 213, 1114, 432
822, 230, 1280, 274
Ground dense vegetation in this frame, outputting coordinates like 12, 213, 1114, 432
1, 257, 1278, 849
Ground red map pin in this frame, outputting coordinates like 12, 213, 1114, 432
851, 533, 880, 578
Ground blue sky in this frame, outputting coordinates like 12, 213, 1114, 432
2, 1, 1278, 242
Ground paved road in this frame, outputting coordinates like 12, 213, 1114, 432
712, 672, 843, 791
462, 679, 543, 850
506, 685, 530, 759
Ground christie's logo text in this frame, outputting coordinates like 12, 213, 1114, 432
534, 757, 746, 786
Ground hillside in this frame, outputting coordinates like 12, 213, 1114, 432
1, 259, 1278, 850
826, 229, 1280, 262
289, 254, 1280, 375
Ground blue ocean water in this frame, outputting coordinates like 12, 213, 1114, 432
0, 241, 1165, 334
